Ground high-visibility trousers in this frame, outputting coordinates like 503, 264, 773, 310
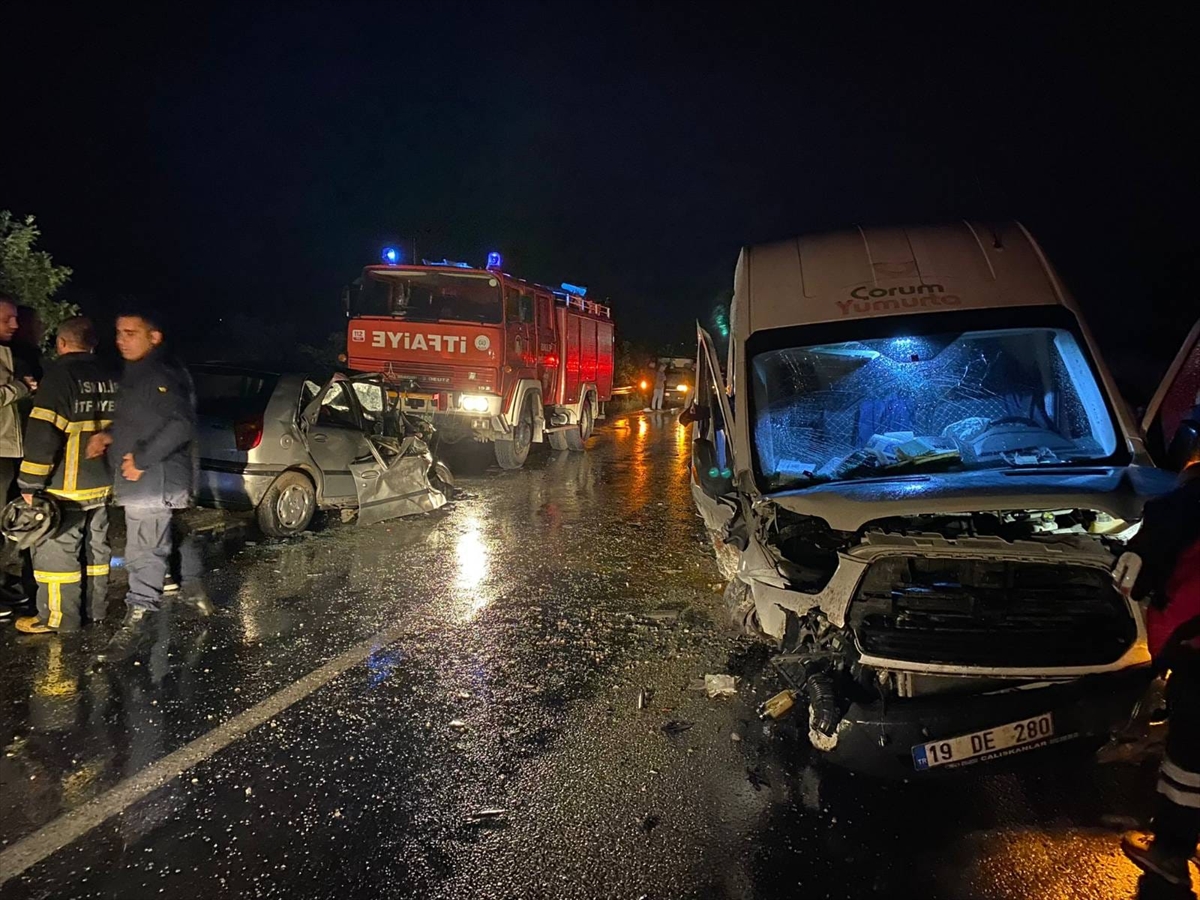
1155, 657, 1200, 855
33, 503, 111, 633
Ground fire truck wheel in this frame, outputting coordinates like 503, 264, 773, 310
548, 429, 569, 451
257, 471, 317, 537
495, 397, 535, 469
565, 401, 593, 452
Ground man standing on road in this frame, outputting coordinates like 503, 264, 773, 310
13, 317, 117, 634
0, 294, 39, 619
88, 311, 211, 663
651, 361, 667, 411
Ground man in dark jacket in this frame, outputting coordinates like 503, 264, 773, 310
88, 312, 210, 662
13, 316, 116, 634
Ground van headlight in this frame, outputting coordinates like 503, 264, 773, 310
458, 394, 492, 413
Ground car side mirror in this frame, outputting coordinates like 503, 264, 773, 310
693, 437, 733, 496
1168, 419, 1200, 472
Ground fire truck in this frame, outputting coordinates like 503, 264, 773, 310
344, 252, 615, 469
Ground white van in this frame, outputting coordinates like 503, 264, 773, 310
689, 221, 1200, 775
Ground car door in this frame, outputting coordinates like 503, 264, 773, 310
300, 378, 373, 503
687, 324, 741, 541
1141, 319, 1200, 470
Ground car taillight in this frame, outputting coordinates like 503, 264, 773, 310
234, 417, 264, 451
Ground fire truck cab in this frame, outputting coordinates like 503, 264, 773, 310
345, 257, 614, 469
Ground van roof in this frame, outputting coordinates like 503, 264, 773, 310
735, 221, 1068, 335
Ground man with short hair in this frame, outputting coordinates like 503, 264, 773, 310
88, 311, 209, 662
13, 316, 117, 634
0, 294, 39, 619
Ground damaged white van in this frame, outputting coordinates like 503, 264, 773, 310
688, 222, 1200, 776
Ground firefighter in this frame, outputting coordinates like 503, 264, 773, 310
87, 311, 210, 663
1113, 455, 1200, 886
12, 316, 115, 634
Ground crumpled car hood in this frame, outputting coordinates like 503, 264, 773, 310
767, 465, 1178, 532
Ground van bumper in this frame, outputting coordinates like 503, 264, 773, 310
820, 666, 1153, 778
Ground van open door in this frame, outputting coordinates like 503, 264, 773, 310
1142, 320, 1200, 471
685, 324, 743, 578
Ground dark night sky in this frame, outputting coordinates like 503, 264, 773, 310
3, 4, 1197, 398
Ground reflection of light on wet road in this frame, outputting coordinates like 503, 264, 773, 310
456, 516, 491, 619
637, 417, 649, 438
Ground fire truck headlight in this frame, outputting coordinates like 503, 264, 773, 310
458, 394, 492, 413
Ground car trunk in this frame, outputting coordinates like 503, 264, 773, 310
194, 370, 281, 460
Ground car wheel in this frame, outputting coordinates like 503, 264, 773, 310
564, 400, 593, 452
257, 471, 317, 537
494, 397, 534, 470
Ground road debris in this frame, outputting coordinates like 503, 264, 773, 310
636, 687, 655, 710
661, 719, 694, 735
704, 674, 738, 699
464, 808, 507, 827
759, 689, 798, 721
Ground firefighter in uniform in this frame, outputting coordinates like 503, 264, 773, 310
1114, 454, 1200, 886
13, 317, 116, 634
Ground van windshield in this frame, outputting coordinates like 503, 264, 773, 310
750, 327, 1121, 490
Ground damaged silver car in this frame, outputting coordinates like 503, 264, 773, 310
195, 366, 451, 537
688, 222, 1200, 776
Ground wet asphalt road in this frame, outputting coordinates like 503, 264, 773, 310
0, 411, 1191, 900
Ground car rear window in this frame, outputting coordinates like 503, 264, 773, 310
194, 371, 278, 419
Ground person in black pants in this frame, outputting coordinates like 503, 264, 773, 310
86, 310, 211, 662
1114, 461, 1200, 887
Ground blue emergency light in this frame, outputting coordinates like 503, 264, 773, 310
560, 282, 588, 297
381, 246, 400, 265
486, 251, 503, 269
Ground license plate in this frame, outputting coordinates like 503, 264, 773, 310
912, 712, 1055, 770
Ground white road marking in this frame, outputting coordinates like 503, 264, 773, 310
0, 621, 407, 887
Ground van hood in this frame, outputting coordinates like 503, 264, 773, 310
767, 465, 1177, 532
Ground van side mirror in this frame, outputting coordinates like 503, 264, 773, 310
1168, 419, 1200, 472
693, 437, 733, 496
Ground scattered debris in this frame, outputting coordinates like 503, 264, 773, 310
746, 766, 771, 791
465, 808, 507, 826
642, 609, 681, 626
449, 719, 468, 731
704, 674, 739, 699
636, 687, 655, 710
685, 678, 707, 693
730, 732, 742, 743
639, 813, 660, 833
759, 689, 797, 721
661, 719, 694, 735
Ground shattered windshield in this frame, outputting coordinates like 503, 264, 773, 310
750, 326, 1120, 490
354, 270, 502, 324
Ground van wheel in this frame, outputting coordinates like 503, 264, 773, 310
257, 471, 317, 537
495, 397, 534, 469
565, 401, 593, 452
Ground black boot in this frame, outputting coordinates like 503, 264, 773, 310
95, 608, 154, 663
176, 582, 214, 617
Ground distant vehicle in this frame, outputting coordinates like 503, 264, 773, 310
343, 254, 615, 469
686, 221, 1200, 776
194, 364, 450, 537
646, 357, 693, 408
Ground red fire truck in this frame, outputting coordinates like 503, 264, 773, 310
344, 253, 615, 469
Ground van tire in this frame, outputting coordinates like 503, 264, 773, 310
495, 396, 535, 469
257, 471, 317, 537
565, 401, 593, 452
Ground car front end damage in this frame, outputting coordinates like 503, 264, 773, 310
735, 500, 1160, 776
